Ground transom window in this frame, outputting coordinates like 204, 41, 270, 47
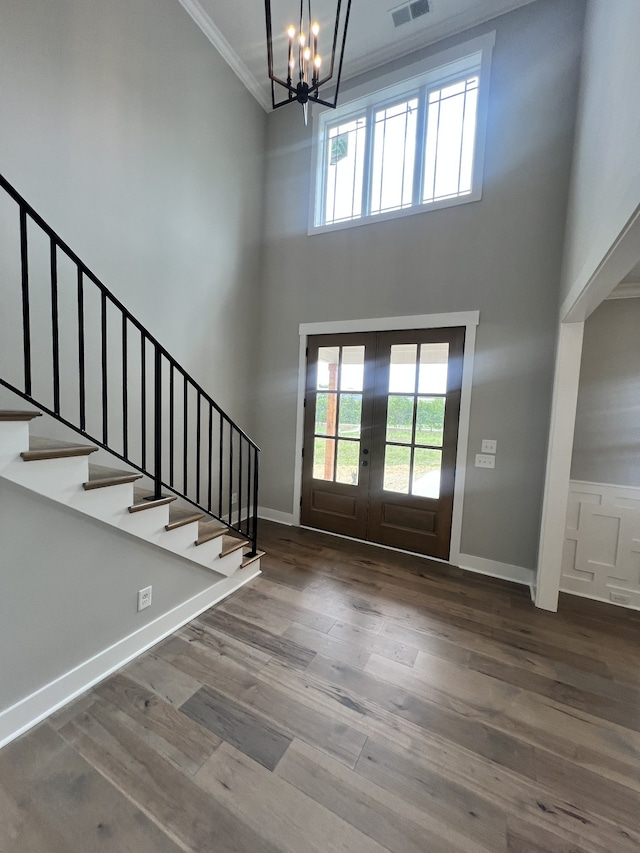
311, 34, 494, 232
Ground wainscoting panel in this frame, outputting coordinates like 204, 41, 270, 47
562, 481, 640, 609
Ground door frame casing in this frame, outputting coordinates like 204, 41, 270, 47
294, 311, 480, 565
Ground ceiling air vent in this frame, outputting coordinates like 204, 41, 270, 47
391, 0, 430, 28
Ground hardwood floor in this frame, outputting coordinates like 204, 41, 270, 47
1, 520, 639, 852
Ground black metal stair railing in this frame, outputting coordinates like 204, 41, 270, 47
0, 172, 259, 556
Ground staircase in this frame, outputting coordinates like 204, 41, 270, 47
0, 411, 263, 578
0, 172, 263, 748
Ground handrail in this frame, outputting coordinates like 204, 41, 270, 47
0, 172, 259, 555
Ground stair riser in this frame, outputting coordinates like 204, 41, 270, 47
71, 483, 136, 521
0, 422, 30, 460
2, 456, 91, 501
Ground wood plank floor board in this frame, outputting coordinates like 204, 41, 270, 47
58, 703, 279, 852
179, 684, 293, 771
161, 636, 368, 768
199, 608, 318, 668
194, 741, 388, 853
3, 519, 639, 852
276, 738, 494, 853
94, 674, 222, 774
0, 726, 181, 853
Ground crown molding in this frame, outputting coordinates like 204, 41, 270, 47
177, 0, 271, 112
606, 281, 640, 300
341, 0, 536, 82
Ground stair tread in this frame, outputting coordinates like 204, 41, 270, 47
129, 487, 177, 513
196, 519, 228, 546
219, 534, 248, 558
84, 463, 143, 490
166, 505, 206, 531
242, 549, 265, 569
0, 410, 42, 422
21, 435, 99, 461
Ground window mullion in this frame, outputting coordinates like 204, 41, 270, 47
412, 86, 428, 207
361, 104, 375, 218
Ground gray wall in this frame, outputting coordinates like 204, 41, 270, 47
0, 0, 264, 718
0, 0, 265, 432
560, 0, 640, 309
571, 298, 640, 487
256, 0, 584, 570
0, 478, 227, 711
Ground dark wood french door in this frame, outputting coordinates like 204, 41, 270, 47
300, 327, 464, 560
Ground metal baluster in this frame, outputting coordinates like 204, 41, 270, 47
19, 207, 32, 396
122, 315, 128, 458
77, 268, 86, 430
238, 437, 243, 535
169, 364, 174, 487
183, 375, 188, 495
229, 426, 234, 527
250, 446, 259, 556
152, 345, 162, 499
101, 291, 108, 444
207, 404, 213, 511
141, 334, 146, 468
218, 413, 223, 518
196, 393, 201, 504
246, 442, 252, 538
50, 239, 60, 414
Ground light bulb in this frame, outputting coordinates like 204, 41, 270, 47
314, 55, 322, 69
287, 25, 296, 39
289, 59, 295, 70
312, 22, 320, 36
299, 32, 306, 46
303, 47, 311, 61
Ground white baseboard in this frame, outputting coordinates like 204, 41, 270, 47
457, 553, 534, 590
0, 564, 260, 750
560, 586, 640, 612
259, 506, 295, 526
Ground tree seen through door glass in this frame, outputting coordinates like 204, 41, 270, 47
314, 345, 364, 482
416, 397, 445, 446
386, 396, 415, 444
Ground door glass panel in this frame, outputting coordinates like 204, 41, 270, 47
315, 393, 333, 435
418, 343, 449, 394
313, 437, 335, 480
336, 440, 360, 485
340, 346, 365, 391
317, 347, 340, 390
338, 394, 362, 438
412, 448, 442, 498
386, 396, 414, 444
383, 444, 411, 493
389, 344, 417, 392
416, 396, 445, 446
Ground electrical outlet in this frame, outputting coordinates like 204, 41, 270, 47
481, 439, 497, 454
232, 492, 238, 505
137, 586, 152, 611
610, 591, 630, 605
475, 453, 495, 469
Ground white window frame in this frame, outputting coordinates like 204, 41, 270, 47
309, 32, 495, 235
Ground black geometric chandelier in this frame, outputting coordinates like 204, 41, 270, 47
265, 0, 352, 122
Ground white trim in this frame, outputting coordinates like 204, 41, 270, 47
176, 0, 271, 112
606, 281, 640, 300
259, 506, 295, 526
457, 553, 534, 589
535, 321, 584, 612
569, 479, 640, 494
294, 311, 480, 557
0, 564, 260, 750
559, 587, 640, 614
560, 204, 640, 322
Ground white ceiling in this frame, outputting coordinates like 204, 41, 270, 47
178, 0, 539, 110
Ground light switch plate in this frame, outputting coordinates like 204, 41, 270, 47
475, 454, 495, 469
481, 439, 497, 454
